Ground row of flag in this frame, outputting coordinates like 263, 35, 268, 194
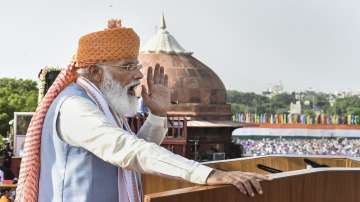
233, 112, 360, 125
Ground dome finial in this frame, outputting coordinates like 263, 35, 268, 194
141, 13, 192, 55
160, 13, 166, 30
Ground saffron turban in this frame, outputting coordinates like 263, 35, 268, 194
75, 19, 140, 67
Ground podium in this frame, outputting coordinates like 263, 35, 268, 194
142, 155, 360, 202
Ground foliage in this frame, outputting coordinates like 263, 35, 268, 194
333, 96, 360, 115
227, 90, 360, 116
0, 78, 38, 136
227, 90, 293, 114
269, 93, 296, 113
227, 90, 269, 113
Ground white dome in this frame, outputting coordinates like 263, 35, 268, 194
141, 15, 192, 55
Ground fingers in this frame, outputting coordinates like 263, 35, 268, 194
232, 173, 265, 197
141, 85, 150, 102
249, 176, 263, 195
243, 180, 255, 197
207, 171, 265, 197
148, 64, 167, 86
154, 64, 161, 84
164, 74, 169, 87
147, 66, 153, 91
233, 180, 247, 195
159, 66, 165, 84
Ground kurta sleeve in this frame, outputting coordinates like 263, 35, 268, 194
136, 113, 167, 145
57, 96, 213, 184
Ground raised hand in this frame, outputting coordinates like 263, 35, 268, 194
141, 63, 170, 117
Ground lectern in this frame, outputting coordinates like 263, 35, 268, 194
142, 155, 360, 202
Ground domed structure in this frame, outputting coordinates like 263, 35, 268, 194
139, 15, 231, 121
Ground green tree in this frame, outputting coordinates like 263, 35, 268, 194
227, 90, 269, 113
330, 96, 360, 115
269, 93, 295, 114
0, 78, 38, 136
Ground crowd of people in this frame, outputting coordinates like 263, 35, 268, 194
235, 137, 360, 157
233, 112, 360, 125
0, 143, 16, 202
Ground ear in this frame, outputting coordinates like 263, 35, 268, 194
89, 66, 103, 86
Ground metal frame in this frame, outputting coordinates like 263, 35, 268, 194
13, 112, 34, 157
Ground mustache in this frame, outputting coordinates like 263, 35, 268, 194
125, 80, 141, 89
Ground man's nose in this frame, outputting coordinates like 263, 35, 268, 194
133, 68, 144, 80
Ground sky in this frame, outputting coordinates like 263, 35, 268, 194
1, 0, 360, 93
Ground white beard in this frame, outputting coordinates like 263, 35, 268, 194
100, 71, 139, 117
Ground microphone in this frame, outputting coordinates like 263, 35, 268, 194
304, 158, 329, 168
256, 164, 283, 173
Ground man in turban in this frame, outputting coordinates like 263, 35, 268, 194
16, 19, 269, 202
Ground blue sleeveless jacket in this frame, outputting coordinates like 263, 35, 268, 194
38, 84, 119, 202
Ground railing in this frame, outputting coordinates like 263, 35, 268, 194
161, 116, 188, 156
128, 115, 189, 156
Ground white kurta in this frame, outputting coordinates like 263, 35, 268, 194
57, 95, 213, 184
